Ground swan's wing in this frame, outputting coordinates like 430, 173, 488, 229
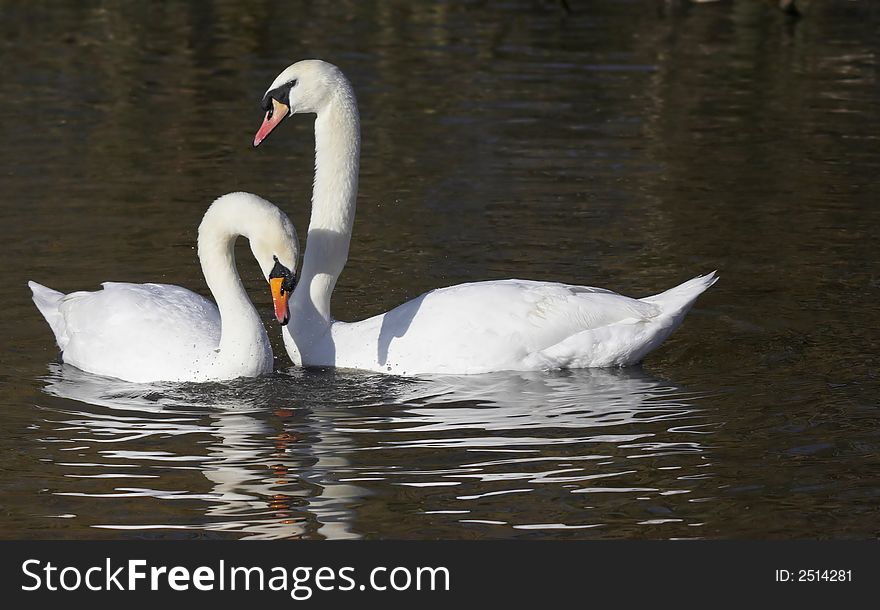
423, 279, 659, 351
58, 282, 221, 380
335, 279, 661, 373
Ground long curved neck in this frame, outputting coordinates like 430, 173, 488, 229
198, 204, 269, 363
291, 86, 360, 332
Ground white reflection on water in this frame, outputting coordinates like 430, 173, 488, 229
40, 365, 368, 539
37, 364, 713, 539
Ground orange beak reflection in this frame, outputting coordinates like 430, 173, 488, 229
270, 277, 291, 325
254, 98, 289, 147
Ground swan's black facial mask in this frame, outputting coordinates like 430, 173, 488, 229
269, 255, 296, 326
261, 80, 296, 114
254, 80, 296, 147
269, 256, 296, 292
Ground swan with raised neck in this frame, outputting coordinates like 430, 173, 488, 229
254, 59, 717, 375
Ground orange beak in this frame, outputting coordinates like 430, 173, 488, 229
270, 277, 291, 325
254, 98, 290, 147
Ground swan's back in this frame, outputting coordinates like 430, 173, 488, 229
30, 281, 222, 382
326, 273, 717, 375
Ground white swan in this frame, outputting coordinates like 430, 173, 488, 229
28, 193, 299, 383
254, 60, 718, 376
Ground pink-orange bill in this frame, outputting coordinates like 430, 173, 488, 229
254, 99, 289, 147
269, 277, 290, 325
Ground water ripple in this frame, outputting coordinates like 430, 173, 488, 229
26, 363, 716, 539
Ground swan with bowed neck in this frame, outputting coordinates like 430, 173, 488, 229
28, 193, 298, 383
254, 59, 717, 375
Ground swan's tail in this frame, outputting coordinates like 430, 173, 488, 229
640, 271, 718, 322
28, 281, 70, 351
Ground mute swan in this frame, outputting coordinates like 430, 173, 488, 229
254, 60, 717, 375
28, 193, 298, 383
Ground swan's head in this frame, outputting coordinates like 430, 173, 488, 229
200, 193, 299, 325
266, 255, 296, 326
248, 212, 298, 326
253, 59, 351, 147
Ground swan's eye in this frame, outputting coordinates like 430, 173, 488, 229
269, 256, 293, 285
261, 80, 297, 113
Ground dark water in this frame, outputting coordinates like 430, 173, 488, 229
1, 0, 878, 539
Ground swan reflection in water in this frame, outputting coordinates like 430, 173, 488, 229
36, 364, 714, 539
